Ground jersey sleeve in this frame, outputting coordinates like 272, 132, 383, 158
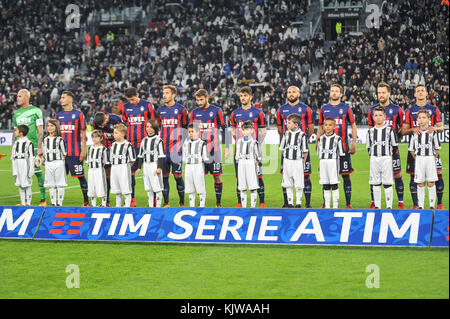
404, 109, 412, 127
390, 128, 398, 147
181, 107, 188, 128
60, 138, 67, 157
257, 110, 266, 128
35, 108, 44, 127
367, 108, 374, 127
347, 107, 355, 124
338, 137, 345, 156
301, 133, 308, 153
230, 111, 236, 127
79, 111, 87, 131
434, 108, 442, 124
128, 143, 136, 162
306, 106, 313, 125
318, 108, 324, 126
276, 108, 283, 126
157, 139, 165, 158
433, 133, 441, 150
217, 108, 227, 129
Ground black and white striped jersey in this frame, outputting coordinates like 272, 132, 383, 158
138, 135, 165, 163
182, 138, 208, 164
109, 140, 136, 165
235, 137, 262, 162
87, 145, 109, 168
42, 136, 66, 162
408, 130, 441, 156
279, 129, 308, 160
11, 137, 34, 160
316, 133, 345, 160
366, 125, 398, 157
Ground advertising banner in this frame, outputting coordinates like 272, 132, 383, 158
430, 210, 449, 247
30, 206, 440, 247
0, 206, 45, 239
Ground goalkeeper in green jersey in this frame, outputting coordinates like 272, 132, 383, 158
13, 89, 47, 205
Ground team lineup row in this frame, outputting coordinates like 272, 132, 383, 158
11, 82, 445, 209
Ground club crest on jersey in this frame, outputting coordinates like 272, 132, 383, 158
389, 109, 393, 114
339, 109, 343, 114
299, 107, 302, 113
140, 106, 145, 112
209, 111, 214, 117
72, 114, 76, 119
174, 109, 179, 114
249, 112, 253, 117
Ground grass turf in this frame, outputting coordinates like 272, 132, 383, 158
0, 143, 448, 299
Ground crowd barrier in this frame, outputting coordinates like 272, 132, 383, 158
0, 206, 448, 247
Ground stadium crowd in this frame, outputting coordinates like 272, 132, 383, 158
0, 0, 448, 130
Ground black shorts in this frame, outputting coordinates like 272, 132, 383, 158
339, 152, 354, 175
162, 152, 183, 177
392, 147, 402, 174
406, 152, 442, 175
280, 153, 312, 175
65, 156, 85, 177
204, 149, 223, 175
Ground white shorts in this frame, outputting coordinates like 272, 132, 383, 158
13, 158, 33, 188
185, 163, 206, 194
143, 162, 163, 193
110, 164, 132, 195
282, 158, 304, 188
88, 167, 107, 198
319, 158, 340, 185
414, 156, 438, 183
44, 160, 67, 188
369, 156, 393, 185
237, 159, 259, 191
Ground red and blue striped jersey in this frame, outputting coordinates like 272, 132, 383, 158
276, 102, 313, 135
404, 104, 442, 128
55, 109, 87, 157
230, 106, 266, 142
122, 99, 158, 148
92, 113, 123, 149
368, 103, 404, 137
158, 102, 188, 153
319, 102, 355, 153
189, 104, 227, 153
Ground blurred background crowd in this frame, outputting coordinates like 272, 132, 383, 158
0, 0, 448, 129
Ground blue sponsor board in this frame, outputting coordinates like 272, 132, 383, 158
430, 210, 449, 247
34, 206, 164, 242
0, 206, 45, 239
27, 206, 439, 247
157, 208, 433, 246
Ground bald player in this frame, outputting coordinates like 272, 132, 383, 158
276, 86, 314, 208
13, 89, 46, 205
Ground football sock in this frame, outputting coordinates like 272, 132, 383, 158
78, 176, 89, 202
342, 175, 352, 206
384, 185, 393, 209
175, 177, 185, 204
409, 176, 418, 207
304, 176, 312, 206
417, 185, 425, 209
250, 190, 257, 208
428, 185, 436, 209
394, 177, 404, 202
436, 174, 444, 205
257, 178, 265, 204
214, 182, 223, 204
162, 176, 170, 204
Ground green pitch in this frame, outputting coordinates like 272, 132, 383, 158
0, 143, 448, 299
